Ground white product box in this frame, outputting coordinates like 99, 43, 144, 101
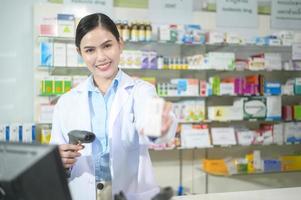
0, 125, 6, 141
181, 124, 211, 148
206, 32, 224, 44
53, 43, 66, 66
265, 53, 282, 70
143, 98, 164, 137
266, 96, 282, 120
57, 14, 75, 37
268, 38, 281, 46
220, 83, 235, 96
22, 123, 35, 143
9, 124, 20, 142
39, 104, 55, 123
67, 43, 78, 67
208, 52, 235, 70
262, 129, 273, 145
253, 150, 262, 171
230, 98, 244, 120
158, 25, 171, 41
211, 127, 236, 146
273, 123, 284, 145
236, 130, 256, 145
225, 33, 241, 44
283, 122, 300, 144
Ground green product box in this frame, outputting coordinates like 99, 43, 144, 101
293, 105, 301, 120
211, 76, 220, 95
54, 79, 63, 95
63, 80, 72, 93
236, 163, 248, 173
41, 79, 53, 95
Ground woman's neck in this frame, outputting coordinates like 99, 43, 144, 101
93, 71, 118, 94
93, 78, 112, 94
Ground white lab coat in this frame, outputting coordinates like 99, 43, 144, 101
50, 71, 177, 200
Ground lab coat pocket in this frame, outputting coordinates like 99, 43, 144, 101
121, 116, 139, 151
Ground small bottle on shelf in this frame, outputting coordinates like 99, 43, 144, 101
145, 21, 152, 42
130, 21, 138, 42
138, 21, 146, 42
122, 20, 130, 41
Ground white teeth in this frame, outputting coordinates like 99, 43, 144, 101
95, 62, 110, 68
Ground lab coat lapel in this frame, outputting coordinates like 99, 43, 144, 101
73, 79, 92, 155
108, 72, 134, 138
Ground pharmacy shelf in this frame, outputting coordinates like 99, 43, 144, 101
50, 66, 90, 76
202, 169, 301, 177
45, 66, 301, 76
37, 36, 293, 51
149, 143, 301, 151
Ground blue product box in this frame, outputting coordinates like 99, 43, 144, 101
177, 79, 187, 95
264, 82, 281, 95
40, 42, 53, 67
182, 24, 205, 44
263, 159, 281, 172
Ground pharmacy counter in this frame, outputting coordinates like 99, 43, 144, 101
172, 187, 301, 200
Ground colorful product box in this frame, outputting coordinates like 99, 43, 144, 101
282, 105, 293, 121
293, 105, 301, 120
40, 42, 53, 67
263, 160, 281, 172
294, 78, 301, 94
281, 155, 301, 171
243, 97, 267, 119
181, 124, 211, 148
264, 82, 281, 95
41, 78, 53, 95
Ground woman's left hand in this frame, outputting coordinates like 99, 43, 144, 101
161, 101, 173, 136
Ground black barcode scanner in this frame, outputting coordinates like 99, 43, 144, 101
68, 130, 95, 144
65, 130, 95, 178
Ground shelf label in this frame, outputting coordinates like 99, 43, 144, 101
216, 0, 258, 28
271, 0, 301, 30
149, 0, 193, 24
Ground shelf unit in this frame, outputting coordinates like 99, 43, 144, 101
34, 36, 301, 182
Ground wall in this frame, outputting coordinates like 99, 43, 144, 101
0, 0, 45, 123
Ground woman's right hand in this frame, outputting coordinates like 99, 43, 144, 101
59, 144, 84, 168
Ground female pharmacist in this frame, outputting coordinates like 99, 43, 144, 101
50, 13, 177, 200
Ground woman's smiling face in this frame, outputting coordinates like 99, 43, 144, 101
79, 26, 123, 80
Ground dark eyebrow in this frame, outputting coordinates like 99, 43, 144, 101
101, 40, 113, 46
83, 46, 95, 49
83, 40, 113, 49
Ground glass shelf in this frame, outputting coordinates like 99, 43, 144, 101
37, 36, 293, 51
202, 169, 301, 177
149, 143, 301, 151
43, 66, 301, 76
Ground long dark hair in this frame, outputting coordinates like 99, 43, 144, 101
75, 13, 120, 49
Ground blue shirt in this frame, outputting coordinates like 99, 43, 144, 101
87, 70, 121, 182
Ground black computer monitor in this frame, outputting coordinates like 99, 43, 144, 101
0, 142, 72, 200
